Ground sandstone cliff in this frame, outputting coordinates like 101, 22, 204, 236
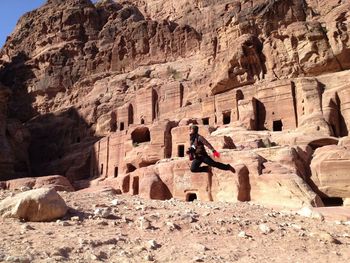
0, 0, 350, 208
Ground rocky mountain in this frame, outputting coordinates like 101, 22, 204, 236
0, 0, 350, 208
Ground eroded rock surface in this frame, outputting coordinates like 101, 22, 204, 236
0, 188, 68, 221
0, 0, 350, 208
1, 175, 75, 192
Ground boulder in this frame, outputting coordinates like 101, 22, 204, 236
4, 178, 36, 190
310, 145, 350, 198
139, 167, 172, 200
0, 188, 68, 221
251, 173, 324, 208
34, 175, 75, 192
213, 164, 250, 202
4, 175, 74, 192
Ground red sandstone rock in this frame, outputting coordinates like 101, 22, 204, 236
311, 145, 350, 198
251, 173, 324, 208
0, 0, 350, 208
34, 175, 75, 192
0, 188, 68, 222
139, 167, 172, 200
4, 178, 36, 190
3, 175, 74, 192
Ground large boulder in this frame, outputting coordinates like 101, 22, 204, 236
213, 164, 251, 202
3, 175, 74, 192
0, 188, 68, 221
139, 167, 172, 200
212, 149, 322, 208
33, 175, 75, 192
310, 145, 350, 198
250, 173, 324, 208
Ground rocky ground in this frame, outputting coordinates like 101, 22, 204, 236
0, 188, 349, 263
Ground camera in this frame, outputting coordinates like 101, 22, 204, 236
186, 146, 196, 160
186, 145, 196, 154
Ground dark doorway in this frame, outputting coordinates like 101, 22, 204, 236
331, 124, 337, 137
140, 118, 145, 124
180, 83, 184, 107
131, 127, 151, 144
114, 167, 118, 177
186, 193, 197, 202
202, 117, 209, 125
111, 112, 117, 132
223, 111, 231, 125
236, 90, 244, 101
126, 163, 137, 173
76, 137, 81, 143
122, 175, 130, 193
165, 126, 174, 159
273, 120, 283, 131
336, 93, 348, 137
100, 164, 104, 175
132, 176, 139, 195
178, 145, 185, 157
237, 167, 251, 202
322, 197, 343, 207
128, 104, 134, 125
120, 122, 125, 131
291, 82, 298, 128
255, 99, 266, 130
152, 89, 159, 121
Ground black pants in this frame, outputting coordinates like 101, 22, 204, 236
190, 155, 231, 173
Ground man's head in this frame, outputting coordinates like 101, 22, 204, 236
189, 124, 199, 135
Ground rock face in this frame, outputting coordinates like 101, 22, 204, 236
0, 84, 13, 179
0, 188, 68, 221
0, 0, 350, 208
0, 84, 30, 180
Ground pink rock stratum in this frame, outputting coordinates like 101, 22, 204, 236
0, 0, 350, 261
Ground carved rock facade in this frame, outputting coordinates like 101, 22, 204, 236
0, 0, 350, 208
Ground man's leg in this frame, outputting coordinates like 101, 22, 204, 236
202, 155, 232, 171
190, 157, 209, 173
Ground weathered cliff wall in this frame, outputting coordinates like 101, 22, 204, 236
1, 0, 350, 208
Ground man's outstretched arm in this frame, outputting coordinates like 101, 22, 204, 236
198, 136, 214, 151
199, 135, 220, 158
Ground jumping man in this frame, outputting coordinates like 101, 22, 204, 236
187, 125, 235, 173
